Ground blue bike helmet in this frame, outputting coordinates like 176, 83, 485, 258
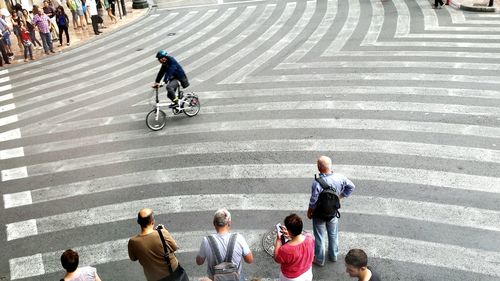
156, 50, 168, 60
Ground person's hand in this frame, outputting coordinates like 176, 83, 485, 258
152, 83, 160, 88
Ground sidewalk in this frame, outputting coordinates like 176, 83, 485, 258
6, 0, 148, 66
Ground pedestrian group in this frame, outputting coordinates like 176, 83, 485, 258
58, 155, 381, 281
0, 0, 118, 66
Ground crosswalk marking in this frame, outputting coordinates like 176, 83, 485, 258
0, 147, 24, 160
4, 139, 499, 182
9, 230, 500, 280
1, 166, 28, 181
6, 194, 500, 241
4, 164, 500, 209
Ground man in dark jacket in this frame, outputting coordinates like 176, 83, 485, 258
153, 50, 190, 106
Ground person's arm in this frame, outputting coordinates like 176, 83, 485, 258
196, 237, 207, 265
95, 272, 102, 281
243, 251, 254, 264
163, 229, 179, 252
341, 177, 355, 198
154, 63, 168, 84
127, 239, 137, 261
239, 234, 253, 264
307, 181, 320, 219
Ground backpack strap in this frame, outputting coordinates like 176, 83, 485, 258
206, 235, 223, 275
157, 228, 174, 274
315, 174, 332, 191
223, 233, 238, 263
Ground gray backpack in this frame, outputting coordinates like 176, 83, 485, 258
206, 233, 239, 281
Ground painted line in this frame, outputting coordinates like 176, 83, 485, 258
195, 2, 295, 82
18, 118, 500, 155
1, 166, 28, 181
0, 115, 18, 127
8, 230, 500, 279
0, 93, 13, 102
6, 194, 500, 241
3, 191, 32, 209
12, 139, 500, 180
0, 84, 12, 92
0, 147, 24, 160
0, 128, 21, 142
0, 69, 8, 75
184, 3, 276, 71
362, 0, 383, 45
276, 61, 500, 71
325, 51, 500, 59
323, 0, 360, 55
4, 163, 500, 209
157, 0, 266, 10
198, 100, 500, 117
221, 1, 316, 83
178, 5, 257, 61
0, 103, 15, 113
238, 73, 500, 85
0, 76, 10, 83
283, 0, 337, 63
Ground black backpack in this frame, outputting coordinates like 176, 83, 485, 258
313, 174, 341, 220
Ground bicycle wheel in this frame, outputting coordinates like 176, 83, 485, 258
146, 109, 167, 131
183, 96, 200, 117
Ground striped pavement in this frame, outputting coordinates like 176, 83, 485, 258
1, 0, 500, 280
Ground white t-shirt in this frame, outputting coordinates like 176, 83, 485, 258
65, 266, 97, 281
87, 0, 98, 15
198, 233, 251, 278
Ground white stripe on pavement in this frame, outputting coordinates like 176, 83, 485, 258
283, 0, 337, 64
195, 2, 295, 82
0, 84, 12, 92
0, 93, 13, 102
9, 230, 500, 279
0, 128, 21, 142
0, 115, 18, 127
18, 118, 500, 154
323, 0, 360, 55
0, 103, 15, 113
221, 1, 316, 83
276, 61, 500, 71
1, 166, 28, 181
238, 72, 500, 85
4, 164, 500, 209
11, 139, 500, 179
0, 147, 24, 160
6, 194, 500, 241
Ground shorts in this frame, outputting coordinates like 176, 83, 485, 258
82, 5, 87, 13
76, 8, 84, 16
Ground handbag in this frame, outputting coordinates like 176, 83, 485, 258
157, 225, 189, 281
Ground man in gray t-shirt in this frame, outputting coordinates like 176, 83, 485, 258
196, 208, 253, 280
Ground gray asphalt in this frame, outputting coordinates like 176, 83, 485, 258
1, 0, 500, 280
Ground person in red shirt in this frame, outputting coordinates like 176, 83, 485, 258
274, 214, 314, 281
19, 21, 34, 62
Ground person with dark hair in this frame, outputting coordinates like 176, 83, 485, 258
60, 249, 102, 281
128, 208, 181, 281
273, 214, 314, 281
196, 208, 253, 281
22, 9, 43, 49
55, 6, 70, 46
345, 249, 381, 281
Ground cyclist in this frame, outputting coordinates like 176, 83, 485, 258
153, 50, 190, 106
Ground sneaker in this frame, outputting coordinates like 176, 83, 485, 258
58, 44, 63, 47
67, 43, 70, 46
24, 58, 28, 62
45, 51, 50, 55
50, 50, 55, 53
313, 259, 324, 267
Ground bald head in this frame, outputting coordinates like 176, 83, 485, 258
317, 156, 332, 173
137, 208, 154, 228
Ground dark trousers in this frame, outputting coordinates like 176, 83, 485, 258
0, 40, 10, 65
58, 25, 70, 44
166, 77, 189, 101
91, 15, 99, 34
435, 0, 444, 5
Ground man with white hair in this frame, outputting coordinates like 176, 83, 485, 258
307, 155, 355, 266
196, 208, 254, 281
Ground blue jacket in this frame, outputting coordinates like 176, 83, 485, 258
155, 56, 187, 83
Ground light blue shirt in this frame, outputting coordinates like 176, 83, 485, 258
309, 173, 355, 209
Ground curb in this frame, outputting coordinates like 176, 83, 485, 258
459, 4, 497, 11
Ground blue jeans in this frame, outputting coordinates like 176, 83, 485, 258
313, 217, 339, 264
39, 32, 53, 53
